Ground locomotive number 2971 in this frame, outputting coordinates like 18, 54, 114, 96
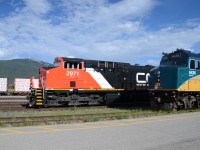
66, 71, 79, 77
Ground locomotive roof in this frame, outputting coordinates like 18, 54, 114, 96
61, 57, 129, 64
61, 57, 83, 62
61, 57, 153, 67
160, 49, 200, 67
183, 50, 200, 58
167, 49, 200, 58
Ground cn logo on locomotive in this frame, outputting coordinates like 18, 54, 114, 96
136, 73, 150, 86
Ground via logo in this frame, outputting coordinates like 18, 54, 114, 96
189, 71, 196, 77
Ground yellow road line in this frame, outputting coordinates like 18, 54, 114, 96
0, 128, 24, 134
101, 122, 128, 126
38, 126, 60, 131
74, 124, 97, 128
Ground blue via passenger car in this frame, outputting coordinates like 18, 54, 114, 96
149, 49, 200, 109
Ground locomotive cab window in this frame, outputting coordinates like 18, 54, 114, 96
189, 59, 200, 70
196, 61, 200, 69
190, 60, 195, 70
108, 62, 114, 69
64, 62, 82, 69
54, 61, 61, 67
98, 61, 105, 68
78, 63, 82, 69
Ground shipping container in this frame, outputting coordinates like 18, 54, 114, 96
0, 78, 7, 95
14, 78, 30, 94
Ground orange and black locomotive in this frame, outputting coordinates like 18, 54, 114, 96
28, 57, 153, 107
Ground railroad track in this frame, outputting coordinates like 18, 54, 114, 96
0, 96, 27, 100
0, 102, 149, 112
0, 96, 28, 112
0, 105, 108, 112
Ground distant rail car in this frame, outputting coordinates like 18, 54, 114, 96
14, 78, 39, 95
149, 49, 200, 109
0, 78, 39, 96
28, 57, 153, 107
0, 78, 7, 95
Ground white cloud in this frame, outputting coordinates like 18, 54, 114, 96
23, 0, 51, 15
0, 0, 200, 66
0, 49, 5, 57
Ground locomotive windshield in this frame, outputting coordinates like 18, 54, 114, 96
160, 52, 188, 67
54, 61, 61, 67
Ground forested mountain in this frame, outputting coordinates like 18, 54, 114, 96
0, 58, 52, 85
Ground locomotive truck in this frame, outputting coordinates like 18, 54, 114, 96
149, 49, 200, 109
28, 57, 153, 107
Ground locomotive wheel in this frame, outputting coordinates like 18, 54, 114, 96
150, 99, 157, 109
195, 98, 200, 108
162, 102, 177, 110
68, 100, 79, 106
182, 95, 196, 109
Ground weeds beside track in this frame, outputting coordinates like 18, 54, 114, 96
1, 107, 200, 127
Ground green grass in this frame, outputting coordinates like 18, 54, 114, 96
7, 88, 14, 95
1, 107, 200, 127
1, 107, 200, 118
0, 108, 129, 118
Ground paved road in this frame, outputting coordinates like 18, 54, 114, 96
1, 112, 200, 150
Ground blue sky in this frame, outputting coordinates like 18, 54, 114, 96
0, 0, 200, 65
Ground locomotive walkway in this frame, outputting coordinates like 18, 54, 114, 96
1, 112, 200, 150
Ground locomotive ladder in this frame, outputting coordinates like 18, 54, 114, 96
35, 89, 43, 106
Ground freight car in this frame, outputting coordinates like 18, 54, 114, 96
14, 78, 39, 95
27, 57, 153, 107
0, 78, 7, 95
149, 49, 200, 109
0, 78, 39, 96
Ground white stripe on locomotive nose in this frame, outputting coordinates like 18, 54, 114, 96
85, 68, 113, 88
